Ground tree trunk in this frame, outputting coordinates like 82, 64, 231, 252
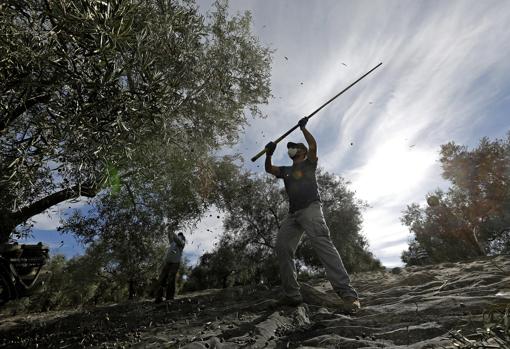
128, 279, 135, 300
0, 211, 17, 243
0, 184, 98, 242
0, 93, 51, 134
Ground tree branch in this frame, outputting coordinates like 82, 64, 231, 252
11, 184, 98, 227
0, 93, 51, 134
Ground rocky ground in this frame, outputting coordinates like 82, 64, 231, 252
0, 255, 509, 348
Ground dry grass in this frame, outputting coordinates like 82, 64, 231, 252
446, 302, 510, 348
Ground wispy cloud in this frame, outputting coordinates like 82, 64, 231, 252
226, 0, 510, 266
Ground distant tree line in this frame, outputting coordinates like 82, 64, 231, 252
401, 132, 510, 265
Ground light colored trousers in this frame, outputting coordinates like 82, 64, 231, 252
276, 201, 358, 300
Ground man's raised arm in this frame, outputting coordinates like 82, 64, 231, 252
264, 142, 281, 177
298, 117, 318, 162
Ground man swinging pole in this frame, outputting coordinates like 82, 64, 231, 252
264, 119, 360, 312
255, 63, 381, 311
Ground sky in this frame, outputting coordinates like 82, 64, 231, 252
24, 0, 510, 268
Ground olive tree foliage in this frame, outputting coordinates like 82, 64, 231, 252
8, 252, 123, 313
401, 133, 510, 264
61, 188, 168, 300
185, 166, 381, 291
0, 0, 272, 242
59, 155, 244, 299
13, 249, 193, 312
297, 172, 382, 273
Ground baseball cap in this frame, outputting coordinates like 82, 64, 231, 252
287, 142, 308, 151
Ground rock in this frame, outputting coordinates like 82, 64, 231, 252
398, 271, 437, 286
373, 322, 444, 345
1, 256, 509, 349
300, 282, 343, 307
391, 267, 402, 275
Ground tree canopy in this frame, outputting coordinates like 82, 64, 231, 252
0, 0, 271, 242
401, 132, 510, 265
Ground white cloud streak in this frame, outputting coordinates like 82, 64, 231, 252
224, 0, 510, 266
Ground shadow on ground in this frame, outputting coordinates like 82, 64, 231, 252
1, 255, 509, 348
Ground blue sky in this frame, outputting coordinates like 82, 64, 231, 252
23, 0, 510, 268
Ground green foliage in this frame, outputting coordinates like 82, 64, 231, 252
17, 247, 193, 312
1, 0, 274, 306
20, 253, 125, 312
297, 172, 383, 272
185, 166, 382, 292
184, 234, 280, 292
0, 0, 271, 241
401, 132, 510, 265
60, 187, 179, 300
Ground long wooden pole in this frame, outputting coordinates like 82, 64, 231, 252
251, 62, 383, 162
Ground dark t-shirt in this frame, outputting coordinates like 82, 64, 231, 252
277, 158, 321, 213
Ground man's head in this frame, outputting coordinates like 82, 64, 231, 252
178, 232, 186, 241
287, 142, 308, 161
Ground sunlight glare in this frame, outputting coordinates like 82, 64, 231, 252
348, 138, 437, 204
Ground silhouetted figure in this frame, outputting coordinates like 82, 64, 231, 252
155, 229, 186, 303
264, 117, 360, 312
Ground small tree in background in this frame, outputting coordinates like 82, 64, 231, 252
401, 132, 510, 265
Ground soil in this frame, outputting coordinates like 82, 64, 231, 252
0, 255, 509, 348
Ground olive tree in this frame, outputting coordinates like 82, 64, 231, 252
0, 0, 271, 242
401, 132, 510, 263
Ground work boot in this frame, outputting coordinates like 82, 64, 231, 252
342, 296, 361, 313
277, 295, 303, 307
154, 287, 164, 304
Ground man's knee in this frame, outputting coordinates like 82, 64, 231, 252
275, 236, 287, 254
275, 234, 292, 257
310, 235, 338, 255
